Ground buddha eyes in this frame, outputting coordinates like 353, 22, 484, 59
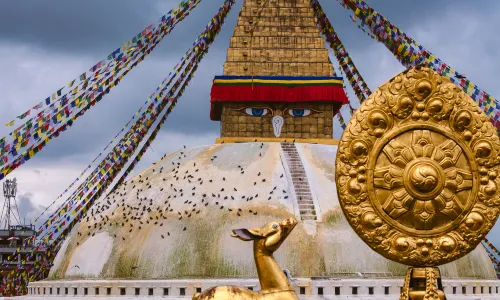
288, 109, 312, 117
237, 108, 318, 117
244, 108, 270, 116
272, 224, 279, 230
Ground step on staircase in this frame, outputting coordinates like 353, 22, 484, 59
280, 143, 317, 221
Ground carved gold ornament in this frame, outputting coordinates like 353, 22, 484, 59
336, 66, 500, 267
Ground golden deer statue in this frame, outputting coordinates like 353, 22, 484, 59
193, 218, 299, 300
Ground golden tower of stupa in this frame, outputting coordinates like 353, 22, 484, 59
224, 0, 332, 77
210, 0, 348, 143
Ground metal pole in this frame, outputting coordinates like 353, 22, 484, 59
7, 180, 11, 230
2, 178, 19, 230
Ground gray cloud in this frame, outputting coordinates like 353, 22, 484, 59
0, 1, 159, 56
16, 192, 45, 226
0, 1, 241, 57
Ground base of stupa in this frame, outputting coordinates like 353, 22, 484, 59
21, 277, 500, 299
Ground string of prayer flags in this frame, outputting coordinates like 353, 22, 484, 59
108, 3, 233, 196
483, 238, 500, 277
311, 0, 371, 103
35, 13, 216, 228
336, 0, 500, 131
0, 0, 204, 166
483, 243, 500, 274
336, 111, 346, 130
335, 66, 357, 121
0, 0, 204, 180
36, 0, 235, 243
484, 238, 500, 258
39, 55, 197, 245
43, 0, 234, 239
39, 108, 160, 233
34, 84, 168, 224
349, 104, 356, 115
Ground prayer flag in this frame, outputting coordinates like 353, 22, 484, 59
32, 102, 43, 110
142, 24, 153, 36
17, 110, 30, 120
4, 120, 14, 127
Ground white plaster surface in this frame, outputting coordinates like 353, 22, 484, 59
45, 143, 497, 280
65, 232, 114, 278
48, 236, 71, 278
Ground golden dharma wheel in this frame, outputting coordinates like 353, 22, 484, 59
336, 66, 500, 267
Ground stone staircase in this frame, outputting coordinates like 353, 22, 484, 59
280, 143, 317, 221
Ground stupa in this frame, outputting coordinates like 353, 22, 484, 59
22, 0, 499, 299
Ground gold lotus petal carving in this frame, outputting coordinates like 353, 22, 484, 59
336, 66, 500, 267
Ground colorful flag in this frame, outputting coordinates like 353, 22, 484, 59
4, 120, 15, 127
142, 24, 153, 36
67, 79, 76, 88
17, 110, 30, 120
89, 61, 102, 72
32, 102, 43, 110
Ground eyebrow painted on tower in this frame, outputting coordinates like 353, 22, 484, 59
210, 0, 348, 144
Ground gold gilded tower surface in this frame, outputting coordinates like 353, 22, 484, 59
224, 0, 333, 77
336, 66, 500, 267
215, 0, 342, 141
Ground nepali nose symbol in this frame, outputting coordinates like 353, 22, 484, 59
272, 115, 284, 137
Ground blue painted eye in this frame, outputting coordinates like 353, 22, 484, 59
288, 109, 311, 117
245, 108, 269, 116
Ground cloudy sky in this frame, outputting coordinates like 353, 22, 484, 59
0, 1, 499, 246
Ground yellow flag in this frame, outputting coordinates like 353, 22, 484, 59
4, 120, 14, 126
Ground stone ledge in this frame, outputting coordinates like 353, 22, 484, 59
24, 278, 500, 299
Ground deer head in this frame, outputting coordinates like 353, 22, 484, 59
231, 218, 297, 253
192, 219, 299, 300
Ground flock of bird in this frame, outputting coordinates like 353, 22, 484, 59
76, 143, 291, 245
